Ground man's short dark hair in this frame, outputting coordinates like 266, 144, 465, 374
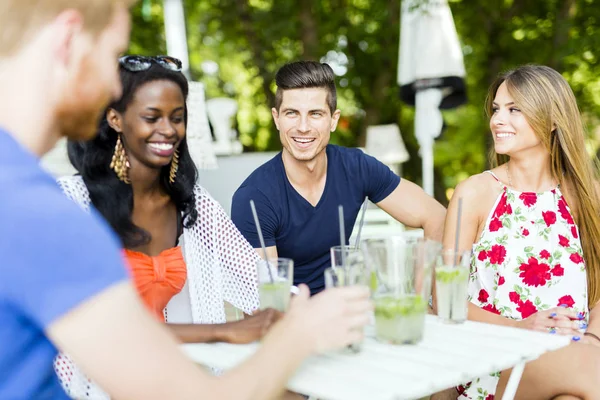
274, 61, 337, 114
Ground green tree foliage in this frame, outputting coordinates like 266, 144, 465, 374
128, 0, 600, 204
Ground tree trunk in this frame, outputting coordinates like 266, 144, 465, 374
300, 1, 319, 60
549, 0, 576, 71
233, 0, 276, 108
356, 0, 400, 147
478, 1, 525, 168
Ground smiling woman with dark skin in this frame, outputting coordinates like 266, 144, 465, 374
53, 56, 280, 399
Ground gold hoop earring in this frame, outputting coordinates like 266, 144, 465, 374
169, 148, 179, 184
110, 135, 130, 184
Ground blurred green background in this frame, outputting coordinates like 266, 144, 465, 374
129, 0, 600, 204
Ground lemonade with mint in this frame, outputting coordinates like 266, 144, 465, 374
374, 294, 426, 344
259, 281, 290, 312
435, 265, 469, 323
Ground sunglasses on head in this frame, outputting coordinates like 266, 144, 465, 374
119, 55, 183, 72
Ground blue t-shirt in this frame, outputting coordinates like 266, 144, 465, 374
232, 145, 400, 294
0, 130, 128, 399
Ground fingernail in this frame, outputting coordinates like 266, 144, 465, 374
572, 336, 581, 342
560, 304, 567, 308
549, 312, 557, 318
549, 330, 556, 334
579, 322, 588, 330
578, 312, 585, 320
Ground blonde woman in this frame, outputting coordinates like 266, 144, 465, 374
442, 65, 600, 399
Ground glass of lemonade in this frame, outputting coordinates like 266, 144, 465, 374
363, 237, 439, 345
257, 258, 293, 312
330, 245, 360, 268
435, 250, 471, 323
324, 251, 368, 353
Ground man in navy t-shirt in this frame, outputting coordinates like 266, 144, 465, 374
232, 61, 446, 294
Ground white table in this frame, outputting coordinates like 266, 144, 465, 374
182, 315, 570, 400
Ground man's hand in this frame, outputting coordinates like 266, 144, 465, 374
283, 284, 372, 354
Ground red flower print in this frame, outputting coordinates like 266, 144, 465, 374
482, 303, 501, 315
488, 244, 507, 265
509, 291, 520, 304
520, 192, 537, 207
570, 253, 584, 264
498, 276, 505, 286
478, 289, 489, 303
486, 395, 495, 400
489, 218, 503, 232
492, 194, 513, 217
519, 257, 551, 287
539, 250, 551, 260
557, 295, 575, 308
558, 197, 575, 224
517, 299, 538, 318
558, 235, 569, 247
493, 194, 508, 217
456, 384, 468, 396
571, 226, 579, 239
522, 228, 530, 237
478, 250, 489, 261
542, 211, 557, 227
551, 264, 564, 276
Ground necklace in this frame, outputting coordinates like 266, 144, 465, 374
505, 161, 557, 191
505, 162, 512, 188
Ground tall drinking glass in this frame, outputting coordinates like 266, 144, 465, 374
257, 258, 294, 312
324, 252, 368, 353
435, 250, 471, 323
330, 245, 361, 268
363, 237, 439, 345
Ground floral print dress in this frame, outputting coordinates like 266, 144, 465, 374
458, 171, 588, 400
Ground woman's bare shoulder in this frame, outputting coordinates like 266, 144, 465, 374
454, 171, 501, 199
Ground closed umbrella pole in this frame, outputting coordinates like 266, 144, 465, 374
415, 88, 443, 196
163, 0, 190, 78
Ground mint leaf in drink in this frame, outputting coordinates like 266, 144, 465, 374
374, 295, 426, 318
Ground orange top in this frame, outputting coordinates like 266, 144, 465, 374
123, 246, 187, 321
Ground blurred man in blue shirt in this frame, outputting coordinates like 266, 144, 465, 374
0, 2, 371, 399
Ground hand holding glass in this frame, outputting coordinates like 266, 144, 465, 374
324, 251, 368, 353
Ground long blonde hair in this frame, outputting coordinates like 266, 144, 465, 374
485, 65, 600, 307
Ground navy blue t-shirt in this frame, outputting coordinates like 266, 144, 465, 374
232, 145, 400, 294
0, 130, 128, 399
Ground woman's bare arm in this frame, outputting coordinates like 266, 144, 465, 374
439, 175, 519, 328
167, 308, 281, 344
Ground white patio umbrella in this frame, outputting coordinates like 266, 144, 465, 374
397, 0, 466, 196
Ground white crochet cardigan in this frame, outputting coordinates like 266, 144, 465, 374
53, 176, 260, 399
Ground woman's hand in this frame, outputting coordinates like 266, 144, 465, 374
516, 307, 584, 336
223, 308, 283, 344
